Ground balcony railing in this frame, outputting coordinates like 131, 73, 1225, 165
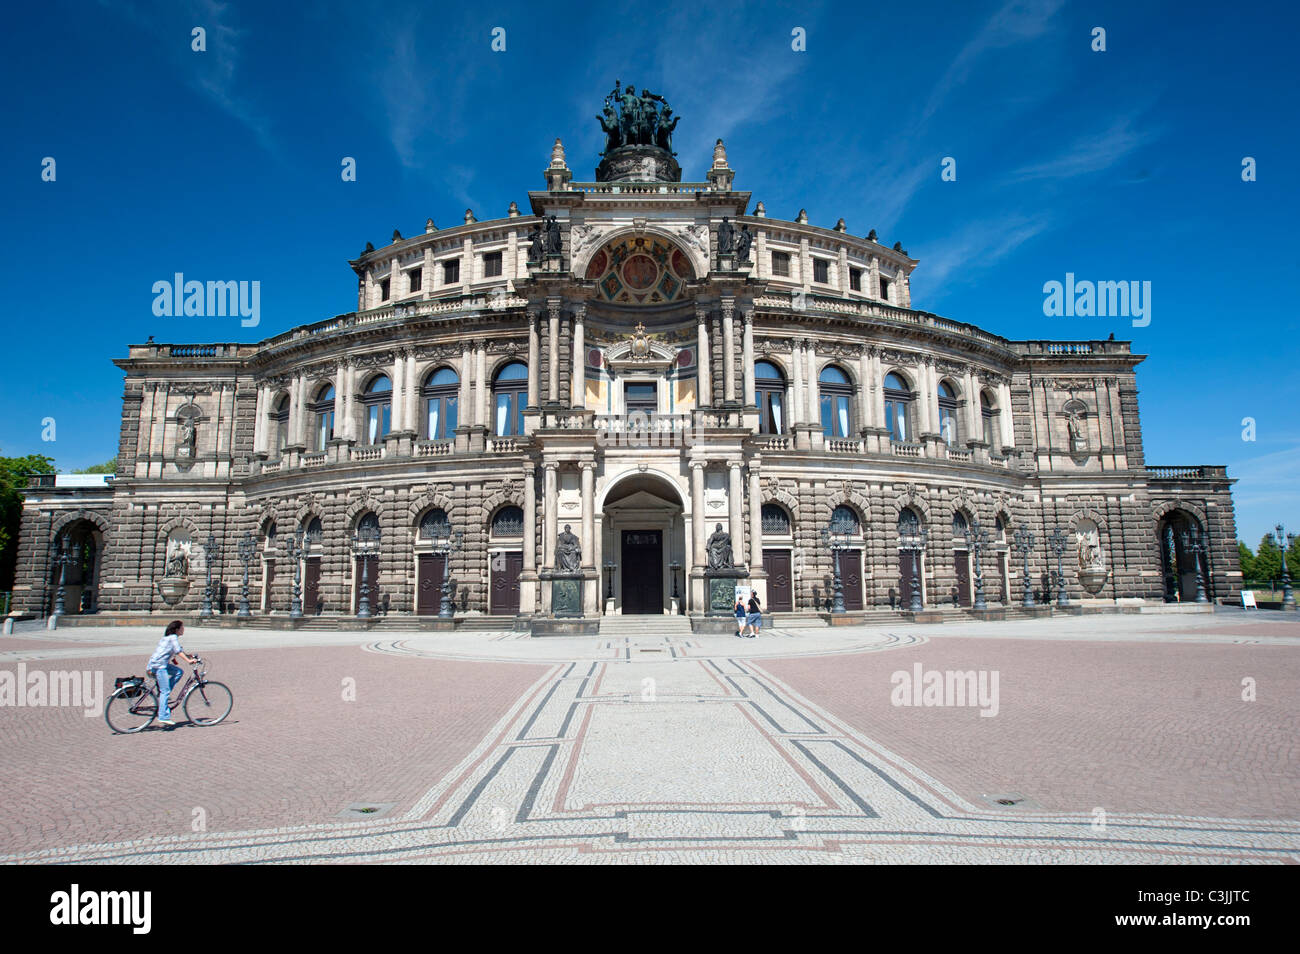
302, 452, 327, 468
489, 438, 522, 453
352, 446, 384, 462
415, 440, 453, 457
756, 435, 791, 451
1146, 465, 1228, 480
594, 413, 690, 435
891, 441, 923, 458
945, 447, 971, 463
827, 438, 863, 454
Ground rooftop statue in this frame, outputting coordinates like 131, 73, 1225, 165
596, 81, 678, 155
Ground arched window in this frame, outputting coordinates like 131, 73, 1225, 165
938, 380, 961, 446
995, 515, 1007, 544
883, 372, 913, 442
309, 385, 335, 451
754, 361, 785, 435
356, 512, 380, 534
952, 510, 969, 541
898, 507, 920, 536
761, 503, 791, 535
491, 506, 524, 537
831, 505, 860, 535
262, 521, 278, 548
418, 508, 451, 540
493, 362, 528, 436
303, 516, 323, 555
980, 390, 999, 447
270, 394, 290, 454
362, 375, 392, 445
819, 365, 854, 438
422, 367, 459, 441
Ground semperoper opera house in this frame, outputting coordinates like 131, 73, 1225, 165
14, 86, 1242, 632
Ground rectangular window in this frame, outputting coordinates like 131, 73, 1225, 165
443, 259, 460, 284
771, 251, 791, 277
879, 277, 891, 301
813, 259, 829, 284
483, 251, 503, 278
408, 268, 422, 293
379, 278, 390, 301
625, 382, 657, 416
849, 267, 862, 291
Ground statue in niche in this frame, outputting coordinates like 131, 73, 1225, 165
175, 406, 199, 461
717, 216, 735, 255
735, 223, 753, 263
164, 544, 190, 579
1066, 408, 1087, 454
1077, 528, 1104, 570
556, 524, 581, 572
707, 523, 734, 570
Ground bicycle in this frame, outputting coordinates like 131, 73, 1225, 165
104, 655, 234, 734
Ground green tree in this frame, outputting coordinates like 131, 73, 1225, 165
1237, 541, 1255, 581
1253, 534, 1282, 585
0, 453, 57, 591
73, 457, 116, 474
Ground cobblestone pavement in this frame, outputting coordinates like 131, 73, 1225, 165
1, 611, 1297, 863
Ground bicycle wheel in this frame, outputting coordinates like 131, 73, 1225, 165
104, 687, 158, 734
184, 680, 233, 726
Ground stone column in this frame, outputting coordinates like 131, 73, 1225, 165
542, 463, 558, 569
691, 462, 706, 569
287, 374, 302, 446
476, 344, 488, 431
748, 461, 762, 572
728, 461, 745, 566
252, 385, 267, 455
871, 349, 886, 429
915, 361, 932, 435
527, 309, 541, 408
721, 298, 736, 403
547, 299, 561, 404
999, 381, 1014, 450
391, 352, 405, 431
405, 350, 418, 431
805, 339, 819, 424
571, 304, 585, 409
964, 368, 980, 442
521, 463, 538, 614
858, 349, 872, 433
790, 341, 804, 425
460, 344, 473, 424
696, 306, 711, 406
741, 309, 755, 406
869, 254, 880, 299
580, 461, 595, 566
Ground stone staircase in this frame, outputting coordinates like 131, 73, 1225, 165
597, 615, 694, 638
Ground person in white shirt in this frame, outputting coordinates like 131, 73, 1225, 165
147, 620, 198, 726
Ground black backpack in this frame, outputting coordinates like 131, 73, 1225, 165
115, 676, 146, 698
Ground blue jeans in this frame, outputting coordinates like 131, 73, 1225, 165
152, 663, 183, 720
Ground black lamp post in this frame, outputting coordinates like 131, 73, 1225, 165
668, 561, 681, 600
236, 531, 256, 618
428, 525, 463, 618
820, 524, 853, 613
966, 520, 989, 611
898, 522, 928, 613
200, 533, 221, 617
1013, 526, 1036, 608
52, 532, 73, 617
288, 527, 305, 619
1275, 523, 1296, 608
1048, 527, 1070, 607
352, 522, 382, 619
604, 559, 616, 602
1180, 527, 1208, 604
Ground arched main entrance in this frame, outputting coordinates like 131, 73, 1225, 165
601, 472, 687, 615
1158, 509, 1205, 602
47, 520, 103, 615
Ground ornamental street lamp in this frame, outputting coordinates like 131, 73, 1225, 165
426, 524, 464, 618
1179, 527, 1209, 604
668, 561, 681, 600
1275, 523, 1296, 608
52, 532, 73, 617
236, 531, 256, 618
965, 519, 990, 611
287, 527, 305, 619
820, 524, 853, 613
898, 522, 929, 613
604, 559, 616, 602
1013, 526, 1036, 608
1048, 527, 1071, 608
352, 521, 382, 618
200, 533, 221, 618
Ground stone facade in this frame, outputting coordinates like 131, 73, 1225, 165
13, 131, 1242, 623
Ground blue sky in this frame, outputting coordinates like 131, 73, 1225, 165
1, 0, 1296, 547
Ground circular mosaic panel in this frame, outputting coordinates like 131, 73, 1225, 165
585, 235, 695, 304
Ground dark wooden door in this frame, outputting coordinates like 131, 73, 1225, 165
491, 551, 522, 615
262, 560, 275, 612
898, 550, 918, 609
353, 555, 379, 613
303, 558, 322, 614
763, 549, 794, 612
621, 531, 663, 614
838, 549, 864, 610
954, 550, 971, 607
417, 553, 445, 615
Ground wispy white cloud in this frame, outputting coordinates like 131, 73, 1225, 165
1010, 111, 1159, 181
911, 211, 1051, 293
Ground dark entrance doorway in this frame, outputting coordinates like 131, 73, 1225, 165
491, 551, 522, 615
621, 530, 663, 614
416, 553, 446, 615
838, 549, 864, 610
763, 549, 794, 611
303, 558, 322, 614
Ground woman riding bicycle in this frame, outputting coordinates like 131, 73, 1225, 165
147, 620, 199, 726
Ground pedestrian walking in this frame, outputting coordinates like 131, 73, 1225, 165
734, 596, 747, 637
743, 590, 762, 637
